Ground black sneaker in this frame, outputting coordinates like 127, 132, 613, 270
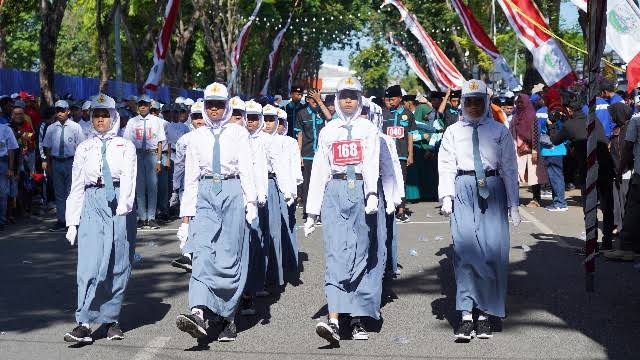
395, 213, 410, 223
137, 220, 145, 229
64, 324, 93, 343
147, 219, 160, 229
455, 320, 474, 341
475, 319, 493, 339
315, 321, 340, 346
351, 321, 368, 340
49, 222, 66, 232
239, 297, 256, 316
176, 313, 207, 339
171, 255, 192, 271
106, 322, 124, 341
217, 321, 237, 342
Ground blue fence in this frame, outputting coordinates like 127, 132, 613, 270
0, 68, 203, 103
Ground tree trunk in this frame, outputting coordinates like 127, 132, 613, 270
0, 24, 7, 68
545, 0, 561, 34
96, 0, 119, 92
39, 0, 70, 107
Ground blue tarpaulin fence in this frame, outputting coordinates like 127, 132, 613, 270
0, 68, 203, 103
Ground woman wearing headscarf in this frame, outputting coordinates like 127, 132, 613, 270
63, 94, 137, 344
509, 94, 548, 207
438, 80, 519, 341
175, 83, 257, 343
304, 77, 380, 345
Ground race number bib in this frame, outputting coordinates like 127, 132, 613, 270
135, 128, 152, 141
332, 140, 363, 166
386, 126, 405, 139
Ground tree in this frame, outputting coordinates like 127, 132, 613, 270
400, 73, 425, 95
40, 0, 70, 106
350, 41, 391, 96
96, 0, 120, 92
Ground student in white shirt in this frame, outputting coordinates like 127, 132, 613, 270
122, 94, 166, 229
63, 94, 137, 344
438, 79, 519, 341
78, 100, 93, 138
175, 83, 257, 343
304, 77, 381, 346
0, 122, 18, 230
41, 100, 86, 231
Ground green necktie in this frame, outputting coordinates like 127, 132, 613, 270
472, 124, 489, 199
58, 124, 65, 157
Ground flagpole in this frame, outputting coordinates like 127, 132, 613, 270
492, 0, 497, 43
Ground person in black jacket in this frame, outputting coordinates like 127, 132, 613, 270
547, 90, 615, 250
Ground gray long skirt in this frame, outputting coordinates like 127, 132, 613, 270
184, 179, 248, 317
321, 179, 380, 319
76, 187, 136, 324
450, 175, 509, 318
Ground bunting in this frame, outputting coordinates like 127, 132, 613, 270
259, 13, 293, 96
143, 0, 180, 91
287, 48, 304, 93
389, 33, 437, 91
228, 0, 263, 90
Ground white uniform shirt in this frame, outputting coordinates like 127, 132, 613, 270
65, 136, 138, 226
180, 124, 257, 217
283, 136, 303, 195
0, 124, 19, 157
173, 131, 193, 191
438, 116, 519, 207
123, 114, 166, 150
165, 122, 190, 151
248, 134, 269, 205
306, 117, 380, 216
252, 131, 295, 200
78, 119, 93, 138
41, 120, 86, 157
626, 114, 640, 174
380, 134, 404, 206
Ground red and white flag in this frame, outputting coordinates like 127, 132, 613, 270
389, 34, 437, 91
451, 0, 520, 89
228, 0, 263, 90
259, 13, 293, 96
287, 48, 304, 93
605, 0, 640, 91
381, 0, 465, 90
144, 0, 180, 91
496, 0, 576, 88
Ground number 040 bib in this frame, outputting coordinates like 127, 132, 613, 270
332, 140, 363, 166
386, 126, 405, 139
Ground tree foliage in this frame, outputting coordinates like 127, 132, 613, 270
350, 41, 391, 96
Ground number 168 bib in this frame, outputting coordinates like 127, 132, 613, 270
332, 140, 363, 166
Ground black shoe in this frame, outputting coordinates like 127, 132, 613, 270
475, 319, 493, 339
147, 219, 160, 229
217, 321, 237, 342
64, 324, 93, 343
239, 297, 256, 316
171, 255, 192, 271
395, 213, 410, 223
316, 218, 322, 225
136, 220, 145, 229
351, 320, 368, 340
455, 320, 474, 340
106, 322, 124, 341
49, 222, 66, 232
176, 313, 207, 339
315, 321, 340, 346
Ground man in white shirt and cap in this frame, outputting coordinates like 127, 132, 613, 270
438, 79, 519, 341
123, 94, 167, 229
79, 101, 93, 138
41, 99, 86, 231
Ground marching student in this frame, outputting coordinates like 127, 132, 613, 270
175, 83, 257, 342
438, 80, 519, 341
229, 96, 247, 126
0, 120, 18, 231
170, 101, 205, 272
63, 94, 137, 344
42, 100, 86, 232
79, 101, 93, 138
123, 95, 166, 229
304, 77, 381, 345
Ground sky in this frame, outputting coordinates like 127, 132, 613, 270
321, 1, 581, 79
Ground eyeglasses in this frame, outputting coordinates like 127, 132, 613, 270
338, 90, 359, 100
205, 100, 226, 109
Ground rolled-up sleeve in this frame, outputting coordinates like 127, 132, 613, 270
179, 139, 200, 217
362, 124, 380, 196
437, 127, 457, 200
65, 143, 87, 226
306, 129, 331, 216
499, 126, 520, 207
118, 140, 137, 214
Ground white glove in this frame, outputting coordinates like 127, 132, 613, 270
441, 196, 453, 216
246, 202, 258, 224
286, 197, 294, 206
169, 192, 180, 207
509, 206, 522, 227
177, 223, 189, 249
385, 200, 396, 215
116, 204, 129, 216
365, 194, 379, 214
66, 226, 77, 246
304, 216, 317, 237
258, 195, 267, 207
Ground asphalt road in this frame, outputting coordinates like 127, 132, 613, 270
1, 189, 638, 359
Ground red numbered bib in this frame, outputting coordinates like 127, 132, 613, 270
332, 140, 363, 166
386, 126, 405, 139
135, 128, 152, 141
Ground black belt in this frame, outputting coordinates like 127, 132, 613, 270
332, 173, 364, 180
52, 156, 74, 161
457, 169, 500, 177
268, 172, 276, 179
201, 174, 240, 180
85, 181, 120, 190
136, 149, 156, 153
